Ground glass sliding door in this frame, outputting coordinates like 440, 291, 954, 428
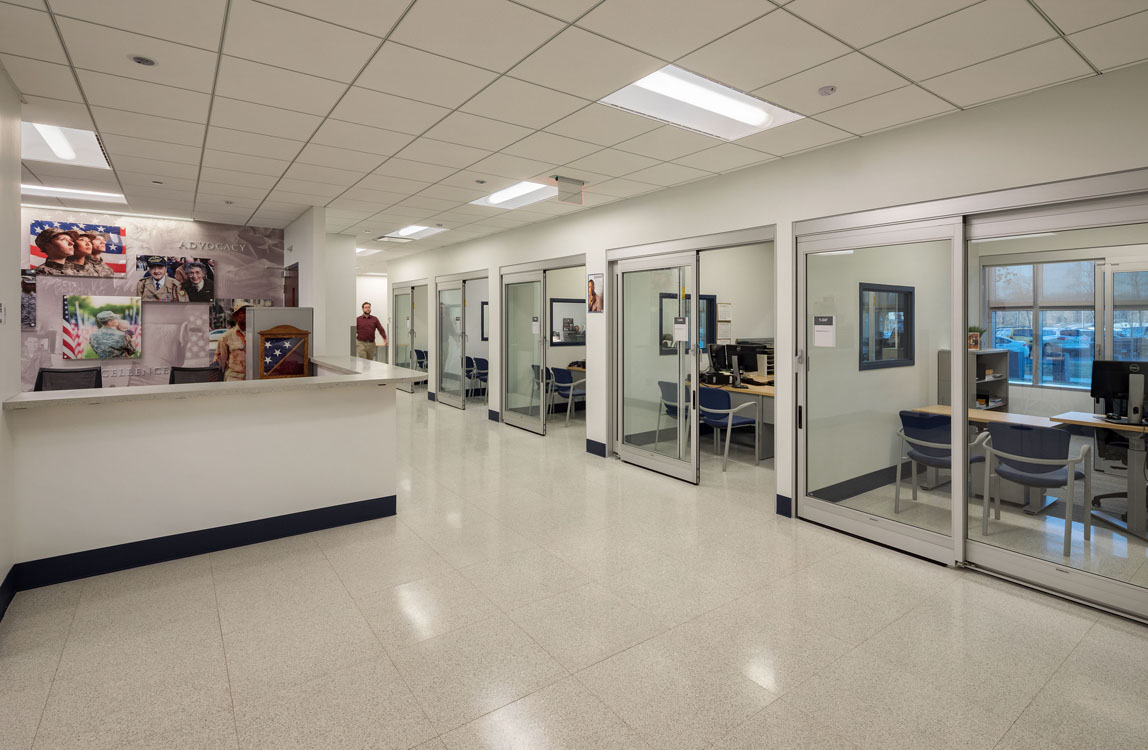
437, 281, 466, 409
797, 220, 963, 563
393, 287, 414, 393
614, 252, 699, 484
503, 271, 547, 435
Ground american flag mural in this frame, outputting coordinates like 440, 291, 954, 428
29, 219, 128, 274
61, 295, 81, 360
262, 336, 306, 377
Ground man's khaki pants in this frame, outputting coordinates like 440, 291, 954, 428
356, 340, 377, 360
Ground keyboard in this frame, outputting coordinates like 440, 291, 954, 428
741, 377, 768, 386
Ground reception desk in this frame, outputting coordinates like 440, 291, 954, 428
3, 356, 426, 589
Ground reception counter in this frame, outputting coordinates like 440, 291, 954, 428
3, 356, 426, 589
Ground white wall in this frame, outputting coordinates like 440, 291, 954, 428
0, 71, 20, 587
285, 206, 326, 347
464, 277, 489, 359
324, 233, 356, 355
356, 275, 389, 345
546, 265, 587, 367
700, 242, 774, 342
387, 64, 1148, 497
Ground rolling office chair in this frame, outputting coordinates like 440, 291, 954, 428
414, 349, 428, 371
473, 357, 489, 405
1090, 426, 1146, 522
548, 367, 586, 426
169, 365, 222, 384
34, 367, 102, 392
530, 364, 553, 416
983, 422, 1091, 556
464, 356, 478, 399
894, 410, 987, 513
655, 380, 689, 451
699, 386, 758, 472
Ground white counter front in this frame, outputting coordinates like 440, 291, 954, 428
5, 356, 424, 583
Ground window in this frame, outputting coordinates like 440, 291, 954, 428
984, 260, 1096, 388
658, 293, 716, 354
1114, 270, 1148, 361
858, 283, 914, 370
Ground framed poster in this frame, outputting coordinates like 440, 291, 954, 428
259, 324, 310, 379
587, 273, 604, 313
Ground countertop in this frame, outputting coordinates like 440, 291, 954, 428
4, 356, 428, 411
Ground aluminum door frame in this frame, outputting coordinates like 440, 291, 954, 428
501, 270, 547, 435
392, 285, 416, 393
436, 280, 467, 410
613, 251, 700, 485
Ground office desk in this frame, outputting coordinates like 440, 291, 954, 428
700, 382, 774, 460
914, 405, 1057, 429
1051, 411, 1148, 540
567, 365, 586, 373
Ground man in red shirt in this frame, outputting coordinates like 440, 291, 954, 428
356, 302, 387, 361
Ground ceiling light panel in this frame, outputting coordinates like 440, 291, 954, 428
470, 181, 559, 209
21, 184, 127, 203
380, 225, 449, 240
601, 66, 802, 141
21, 122, 110, 168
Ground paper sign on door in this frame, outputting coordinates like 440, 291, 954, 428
672, 316, 688, 343
813, 315, 836, 347
531, 316, 540, 335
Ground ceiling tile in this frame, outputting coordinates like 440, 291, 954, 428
266, 189, 335, 205
390, 0, 564, 72
510, 26, 664, 100
4, 1, 48, 9
208, 97, 321, 140
223, 0, 379, 83
418, 184, 489, 203
439, 171, 520, 192
329, 197, 400, 213
465, 153, 557, 180
101, 134, 202, 165
394, 138, 491, 168
544, 103, 662, 145
198, 167, 278, 188
257, 0, 409, 37
622, 162, 711, 186
357, 173, 432, 194
92, 107, 205, 146
817, 85, 953, 134
201, 149, 289, 177
205, 126, 303, 160
295, 143, 384, 172
679, 9, 849, 91
309, 119, 414, 157
195, 193, 259, 209
283, 162, 366, 186
503, 132, 602, 163
582, 192, 621, 207
48, 0, 227, 51
274, 178, 347, 198
394, 195, 463, 212
360, 204, 435, 219
1070, 10, 1148, 70
77, 70, 210, 121
119, 172, 199, 191
56, 17, 218, 93
1034, 0, 1148, 33
339, 187, 409, 205
613, 126, 722, 160
578, 0, 772, 60
356, 42, 498, 108
753, 52, 907, 116
107, 155, 199, 179
373, 158, 458, 182
423, 112, 534, 151
672, 143, 774, 172
0, 5, 66, 63
0, 55, 81, 101
564, 148, 660, 177
461, 77, 588, 129
737, 117, 852, 154
924, 39, 1093, 107
19, 96, 93, 129
785, 0, 981, 48
214, 56, 345, 116
866, 0, 1057, 81
330, 87, 450, 135
193, 180, 269, 199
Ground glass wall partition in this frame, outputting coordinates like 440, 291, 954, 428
392, 286, 414, 393
437, 282, 466, 409
502, 271, 546, 435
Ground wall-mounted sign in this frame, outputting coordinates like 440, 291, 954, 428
813, 315, 836, 347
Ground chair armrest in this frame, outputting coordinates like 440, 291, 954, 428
984, 444, 1088, 467
571, 378, 586, 388
896, 428, 954, 451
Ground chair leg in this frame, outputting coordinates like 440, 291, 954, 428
1063, 473, 1075, 557
656, 411, 663, 449
722, 422, 732, 472
894, 439, 904, 513
911, 461, 919, 502
754, 421, 759, 467
982, 461, 992, 536
566, 393, 574, 427
1084, 467, 1092, 542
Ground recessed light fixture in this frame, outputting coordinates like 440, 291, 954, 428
379, 225, 449, 240
130, 55, 157, 66
601, 65, 802, 141
21, 184, 127, 204
21, 122, 110, 168
356, 247, 382, 256
470, 181, 558, 210
818, 85, 837, 97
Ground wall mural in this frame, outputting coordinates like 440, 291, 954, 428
19, 208, 285, 390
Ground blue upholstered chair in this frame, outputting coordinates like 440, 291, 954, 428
894, 410, 987, 513
699, 386, 758, 472
473, 357, 489, 404
656, 380, 689, 450
983, 422, 1091, 556
530, 364, 553, 415
549, 367, 586, 426
413, 349, 428, 371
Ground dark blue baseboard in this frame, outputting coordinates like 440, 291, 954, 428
427, 391, 436, 401
0, 566, 14, 624
8, 495, 396, 594
488, 409, 500, 422
586, 439, 607, 457
776, 494, 793, 518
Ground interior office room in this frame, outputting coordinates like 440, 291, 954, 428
4, 1, 1148, 749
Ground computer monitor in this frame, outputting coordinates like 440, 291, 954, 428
730, 345, 758, 376
707, 343, 729, 373
1091, 360, 1148, 423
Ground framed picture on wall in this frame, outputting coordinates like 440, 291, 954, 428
587, 273, 604, 313
481, 300, 489, 341
550, 298, 586, 346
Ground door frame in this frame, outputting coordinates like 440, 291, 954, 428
391, 279, 428, 393
501, 270, 547, 435
435, 279, 466, 410
392, 285, 415, 393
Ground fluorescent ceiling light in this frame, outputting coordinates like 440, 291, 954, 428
20, 122, 110, 169
379, 225, 448, 241
601, 65, 803, 141
470, 181, 558, 210
356, 247, 381, 256
20, 203, 193, 221
21, 184, 126, 203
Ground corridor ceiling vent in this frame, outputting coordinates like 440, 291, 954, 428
601, 65, 802, 141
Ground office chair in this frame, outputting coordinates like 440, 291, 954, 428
530, 364, 553, 416
548, 367, 586, 427
983, 423, 1091, 556
473, 357, 489, 405
699, 386, 758, 472
34, 367, 103, 392
1090, 427, 1144, 522
464, 356, 478, 399
655, 381, 689, 450
894, 410, 987, 513
414, 349, 428, 371
169, 365, 222, 384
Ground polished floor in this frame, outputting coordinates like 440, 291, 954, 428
2, 392, 1147, 749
